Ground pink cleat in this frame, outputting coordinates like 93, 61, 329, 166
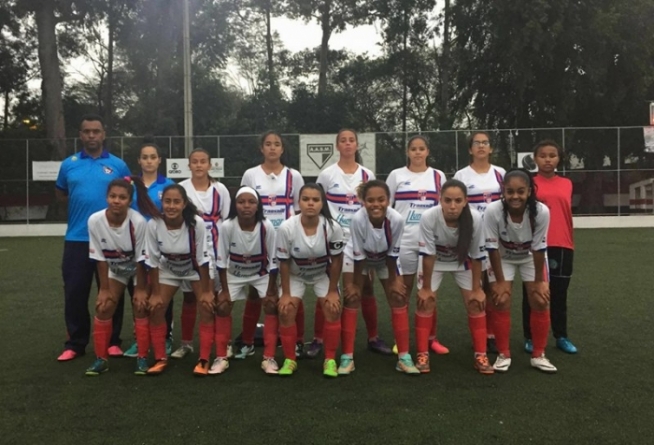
57, 350, 78, 361
107, 346, 124, 357
429, 339, 450, 355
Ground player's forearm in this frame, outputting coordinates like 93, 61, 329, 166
328, 254, 342, 293
279, 260, 291, 295
96, 262, 110, 290
532, 251, 546, 282
421, 255, 435, 289
488, 250, 505, 282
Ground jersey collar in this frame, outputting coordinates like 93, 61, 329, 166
79, 149, 109, 159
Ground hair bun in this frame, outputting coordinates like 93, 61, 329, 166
142, 134, 156, 144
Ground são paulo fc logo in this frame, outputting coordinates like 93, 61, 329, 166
243, 254, 251, 264
483, 191, 492, 203
269, 195, 277, 206
418, 189, 427, 201
103, 166, 113, 174
307, 144, 334, 169
346, 193, 356, 205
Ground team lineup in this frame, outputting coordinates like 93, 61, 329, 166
55, 114, 578, 378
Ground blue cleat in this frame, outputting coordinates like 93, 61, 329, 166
524, 339, 533, 354
556, 337, 578, 354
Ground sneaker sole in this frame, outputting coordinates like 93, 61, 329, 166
474, 366, 495, 375
134, 371, 147, 376
85, 370, 108, 376
323, 372, 338, 378
208, 366, 229, 375
337, 366, 355, 375
493, 366, 510, 373
531, 364, 557, 373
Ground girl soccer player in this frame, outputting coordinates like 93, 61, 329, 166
171, 148, 230, 359
239, 131, 305, 359
145, 185, 215, 376
386, 135, 449, 355
340, 180, 418, 375
484, 169, 557, 373
454, 131, 506, 354
276, 184, 345, 377
123, 139, 175, 359
212, 187, 278, 375
85, 176, 160, 376
522, 140, 577, 354
417, 179, 493, 374
316, 129, 390, 357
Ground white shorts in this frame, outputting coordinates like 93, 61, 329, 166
108, 270, 135, 286
227, 273, 270, 301
180, 265, 220, 293
160, 276, 199, 288
418, 270, 473, 291
398, 245, 419, 275
487, 259, 538, 283
281, 274, 331, 299
343, 251, 392, 280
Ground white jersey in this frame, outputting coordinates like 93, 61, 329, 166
347, 207, 404, 268
484, 200, 549, 263
453, 165, 505, 214
276, 215, 345, 280
241, 165, 304, 230
180, 179, 231, 262
88, 208, 147, 278
145, 215, 209, 278
216, 218, 277, 281
386, 167, 447, 245
418, 206, 486, 271
316, 163, 374, 239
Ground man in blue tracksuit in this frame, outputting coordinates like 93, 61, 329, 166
55, 114, 131, 361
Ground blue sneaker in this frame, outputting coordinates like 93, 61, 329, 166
337, 354, 355, 375
123, 342, 138, 358
85, 358, 109, 376
396, 353, 420, 375
556, 337, 578, 354
524, 339, 533, 354
166, 338, 173, 356
134, 357, 149, 375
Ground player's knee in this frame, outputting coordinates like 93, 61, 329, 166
215, 299, 233, 317
343, 293, 361, 308
262, 297, 277, 315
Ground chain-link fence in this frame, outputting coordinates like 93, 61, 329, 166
2, 127, 653, 223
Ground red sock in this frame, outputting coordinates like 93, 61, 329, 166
486, 303, 495, 337
135, 317, 150, 358
296, 300, 305, 343
392, 306, 410, 356
429, 308, 437, 340
214, 315, 231, 358
263, 314, 278, 358
468, 313, 487, 354
242, 299, 261, 345
280, 324, 297, 360
323, 319, 341, 360
181, 301, 197, 342
93, 317, 112, 359
199, 322, 214, 361
530, 309, 551, 357
341, 307, 358, 355
493, 310, 511, 357
150, 323, 167, 360
415, 312, 432, 354
313, 303, 325, 340
361, 297, 378, 340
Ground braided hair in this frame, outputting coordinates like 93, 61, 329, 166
501, 169, 539, 232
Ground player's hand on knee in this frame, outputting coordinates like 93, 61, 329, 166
132, 289, 149, 313
148, 293, 163, 312
323, 291, 341, 316
416, 287, 435, 312
199, 291, 215, 313
278, 294, 295, 316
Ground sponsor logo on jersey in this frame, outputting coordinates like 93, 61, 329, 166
103, 166, 113, 174
255, 185, 262, 190
336, 214, 351, 227
293, 247, 300, 252
101, 238, 107, 243
403, 181, 411, 185
168, 163, 182, 174
330, 183, 339, 189
468, 184, 475, 189
230, 242, 236, 247
307, 144, 334, 169
409, 202, 432, 209
406, 210, 422, 224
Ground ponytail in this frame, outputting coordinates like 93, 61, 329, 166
162, 184, 198, 228
501, 169, 539, 232
440, 179, 473, 264
130, 176, 161, 220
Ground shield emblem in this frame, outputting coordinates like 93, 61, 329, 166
418, 190, 427, 201
307, 144, 334, 169
483, 191, 492, 203
269, 195, 277, 206
243, 255, 251, 264
346, 193, 356, 205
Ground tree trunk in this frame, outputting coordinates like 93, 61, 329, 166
105, 5, 116, 133
34, 1, 66, 159
439, 0, 451, 129
318, 0, 332, 98
264, 0, 275, 93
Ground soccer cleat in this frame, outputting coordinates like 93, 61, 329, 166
524, 339, 534, 354
396, 353, 421, 375
261, 358, 279, 375
415, 352, 430, 373
57, 350, 79, 361
170, 343, 194, 359
323, 359, 338, 378
208, 357, 229, 375
430, 339, 450, 355
108, 345, 124, 357
278, 358, 298, 376
556, 337, 578, 354
367, 337, 393, 355
147, 359, 168, 375
134, 357, 149, 375
295, 341, 306, 359
337, 354, 355, 375
473, 354, 495, 375
234, 344, 255, 359
193, 359, 210, 376
166, 338, 173, 356
493, 354, 512, 372
85, 358, 109, 376
392, 343, 398, 355
123, 342, 138, 358
530, 354, 557, 373
305, 339, 323, 359
486, 337, 498, 354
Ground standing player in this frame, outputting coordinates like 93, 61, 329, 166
454, 131, 506, 354
171, 148, 230, 359
417, 180, 493, 374
484, 169, 557, 373
316, 129, 391, 358
55, 114, 131, 361
386, 135, 449, 355
85, 177, 160, 375
239, 131, 304, 359
144, 185, 215, 375
212, 187, 278, 375
339, 180, 419, 375
123, 138, 175, 358
276, 184, 344, 377
522, 140, 577, 354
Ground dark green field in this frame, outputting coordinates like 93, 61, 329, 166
1, 229, 652, 444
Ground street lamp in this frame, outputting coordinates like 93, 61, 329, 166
183, 0, 193, 156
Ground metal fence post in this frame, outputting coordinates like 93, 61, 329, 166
455, 130, 459, 171
617, 128, 621, 216
26, 140, 30, 225
169, 137, 172, 158
217, 136, 220, 158
121, 137, 124, 159
561, 128, 566, 174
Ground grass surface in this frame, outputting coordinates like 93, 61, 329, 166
1, 229, 653, 444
